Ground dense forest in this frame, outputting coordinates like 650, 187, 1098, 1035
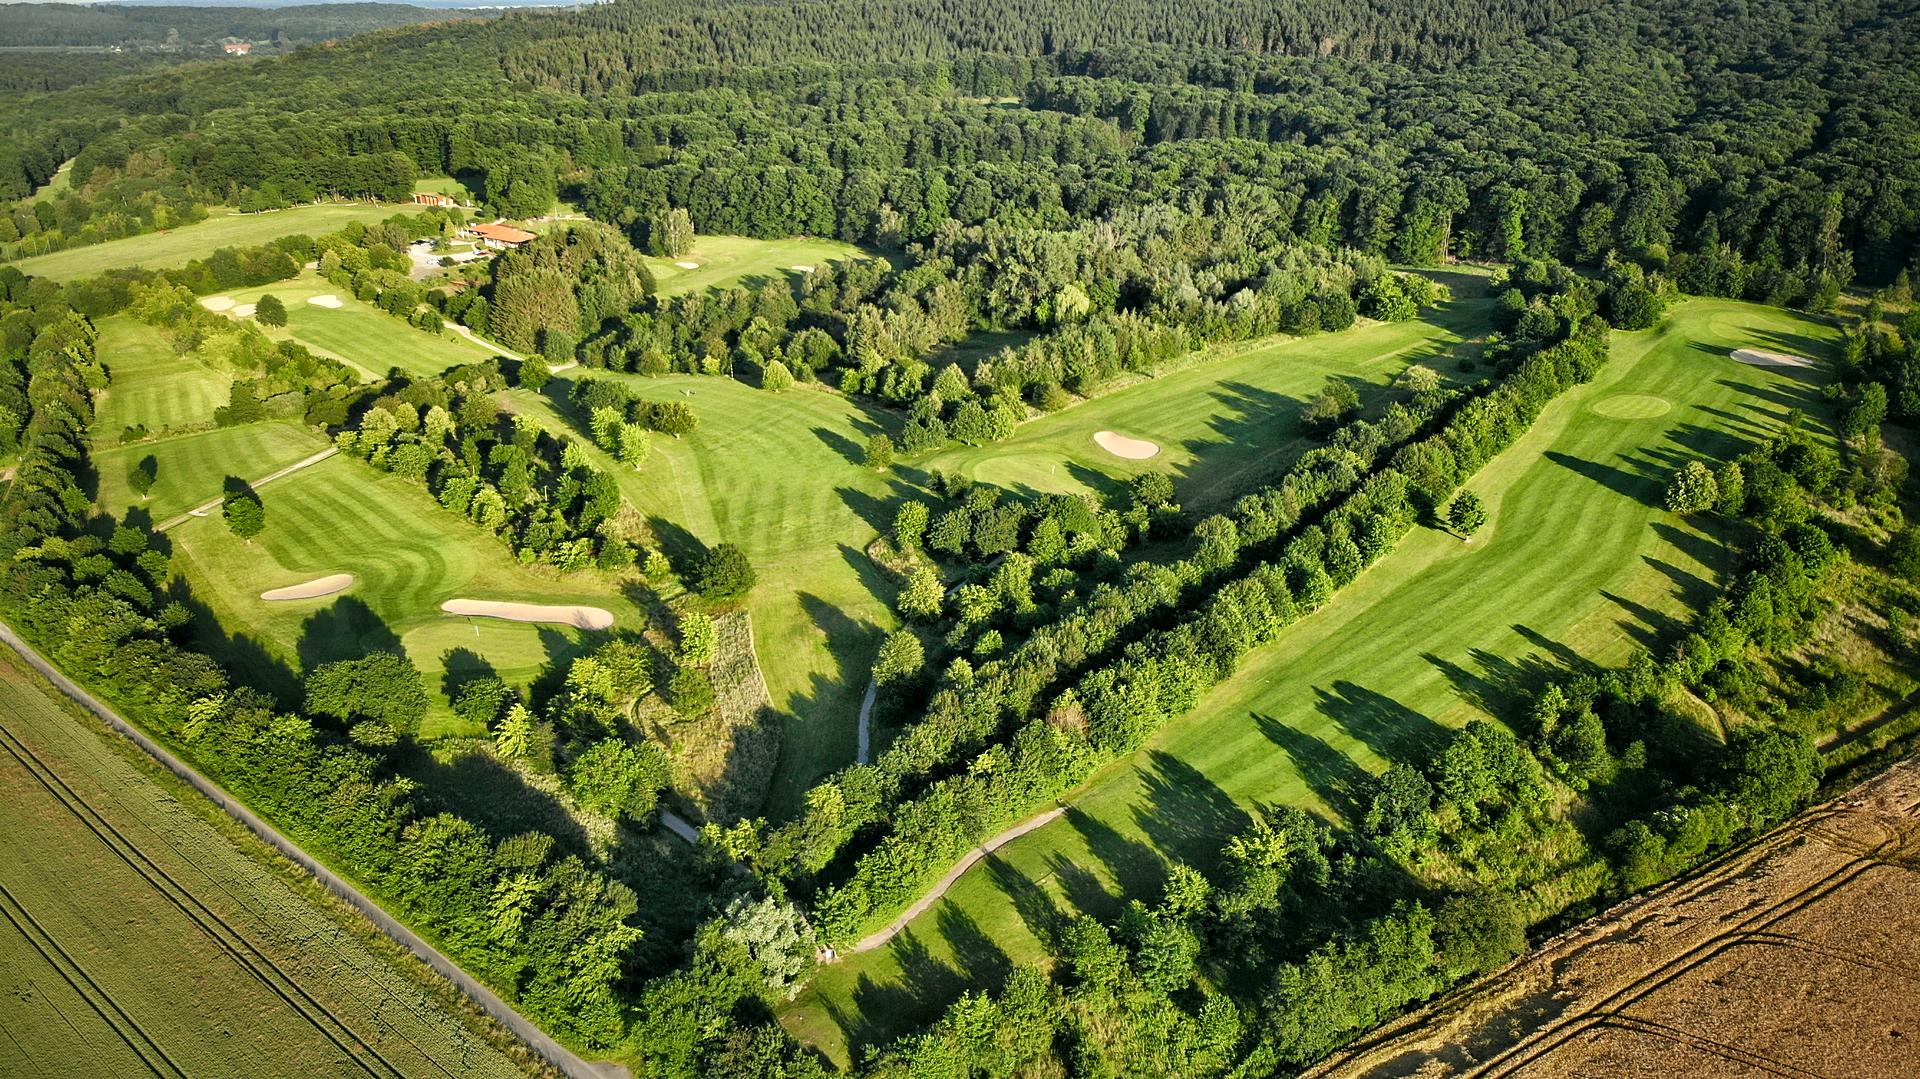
3, 0, 1919, 1076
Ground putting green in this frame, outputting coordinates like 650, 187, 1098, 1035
920, 285, 1489, 514
223, 272, 500, 379
1588, 393, 1673, 419
5, 202, 413, 282
782, 297, 1839, 1065
642, 235, 877, 297
169, 454, 638, 737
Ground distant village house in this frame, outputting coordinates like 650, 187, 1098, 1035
221, 40, 253, 56
412, 192, 457, 208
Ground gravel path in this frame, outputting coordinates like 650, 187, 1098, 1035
0, 620, 629, 1079
856, 678, 877, 765
157, 446, 339, 531
843, 805, 1068, 956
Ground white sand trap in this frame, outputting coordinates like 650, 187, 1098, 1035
790, 264, 814, 272
307, 294, 345, 309
233, 303, 257, 318
1731, 348, 1814, 368
1093, 430, 1160, 460
674, 260, 701, 269
260, 573, 354, 601
441, 599, 614, 631
200, 296, 235, 312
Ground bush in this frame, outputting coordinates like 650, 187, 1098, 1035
694, 543, 756, 601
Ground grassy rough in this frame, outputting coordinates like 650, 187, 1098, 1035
781, 298, 1840, 1065
0, 651, 533, 1079
4, 202, 412, 282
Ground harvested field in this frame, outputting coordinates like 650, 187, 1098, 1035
441, 599, 615, 630
260, 573, 354, 601
1092, 429, 1160, 459
1732, 347, 1815, 368
0, 649, 533, 1079
1307, 753, 1920, 1079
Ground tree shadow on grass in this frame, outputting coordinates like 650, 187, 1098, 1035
985, 852, 1068, 950
645, 515, 708, 576
842, 901, 1010, 1056
395, 739, 592, 852
177, 580, 301, 705
295, 595, 403, 670
814, 426, 866, 467
439, 646, 497, 703
1131, 750, 1252, 877
1419, 651, 1557, 727
1544, 451, 1659, 504
1255, 710, 1375, 824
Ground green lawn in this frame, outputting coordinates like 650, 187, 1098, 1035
93, 421, 330, 524
783, 298, 1840, 1064
508, 375, 903, 815
220, 271, 502, 379
168, 454, 643, 737
93, 315, 231, 436
412, 175, 475, 202
921, 290, 1487, 515
3, 202, 413, 282
644, 234, 875, 297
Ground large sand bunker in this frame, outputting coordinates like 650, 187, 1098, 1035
441, 599, 614, 630
674, 261, 701, 269
1093, 430, 1160, 460
1731, 347, 1814, 368
233, 303, 257, 318
200, 296, 235, 312
260, 573, 354, 601
307, 294, 345, 309
790, 264, 814, 272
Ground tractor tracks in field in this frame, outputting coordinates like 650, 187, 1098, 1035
0, 880, 188, 1079
0, 717, 419, 1079
0, 621, 631, 1079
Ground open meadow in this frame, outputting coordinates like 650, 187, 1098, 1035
2, 202, 412, 282
219, 271, 503, 379
169, 453, 644, 738
784, 297, 1843, 1063
643, 234, 875, 297
0, 649, 533, 1079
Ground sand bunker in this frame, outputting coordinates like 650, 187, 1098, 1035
790, 264, 814, 272
1731, 348, 1814, 368
441, 599, 614, 631
233, 303, 257, 318
307, 294, 345, 309
260, 573, 354, 601
674, 261, 701, 269
200, 296, 235, 312
1093, 430, 1160, 460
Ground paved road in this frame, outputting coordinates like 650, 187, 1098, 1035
156, 446, 340, 531
0, 620, 630, 1079
843, 805, 1068, 956
856, 678, 877, 765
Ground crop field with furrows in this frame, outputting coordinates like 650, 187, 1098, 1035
0, 650, 535, 1079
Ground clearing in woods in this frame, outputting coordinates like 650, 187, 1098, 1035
783, 298, 1841, 1063
0, 648, 534, 1079
2, 202, 414, 282
918, 273, 1489, 514
642, 234, 875, 296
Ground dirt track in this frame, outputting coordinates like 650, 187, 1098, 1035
1309, 755, 1920, 1078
